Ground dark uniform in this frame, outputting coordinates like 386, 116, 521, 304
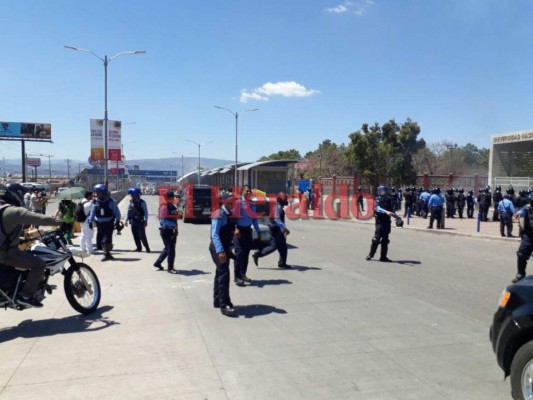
154, 191, 179, 272
125, 189, 150, 253
366, 185, 399, 262
210, 198, 236, 315
357, 187, 365, 212
512, 194, 533, 283
466, 190, 475, 218
492, 186, 503, 221
456, 188, 466, 219
403, 188, 413, 217
252, 193, 290, 269
88, 184, 121, 262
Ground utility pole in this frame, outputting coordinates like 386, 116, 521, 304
66, 159, 71, 182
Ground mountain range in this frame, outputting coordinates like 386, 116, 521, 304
1, 156, 235, 176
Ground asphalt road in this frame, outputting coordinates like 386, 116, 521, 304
0, 195, 518, 399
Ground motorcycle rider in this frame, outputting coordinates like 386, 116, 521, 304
0, 184, 64, 307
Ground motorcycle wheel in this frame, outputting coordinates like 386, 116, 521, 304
64, 263, 101, 315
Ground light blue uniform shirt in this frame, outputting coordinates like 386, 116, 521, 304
428, 194, 445, 208
125, 198, 149, 222
88, 197, 121, 224
235, 196, 260, 233
498, 198, 515, 214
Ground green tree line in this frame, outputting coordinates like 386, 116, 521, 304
258, 118, 489, 188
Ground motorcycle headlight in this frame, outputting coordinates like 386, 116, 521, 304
498, 289, 511, 308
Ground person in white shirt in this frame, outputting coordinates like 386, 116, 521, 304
79, 190, 95, 254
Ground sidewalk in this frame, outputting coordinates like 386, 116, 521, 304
307, 197, 520, 241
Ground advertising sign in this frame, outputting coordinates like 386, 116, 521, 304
26, 157, 41, 167
108, 120, 122, 162
90, 119, 104, 161
0, 122, 52, 141
90, 119, 122, 162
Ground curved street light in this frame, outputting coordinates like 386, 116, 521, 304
64, 45, 146, 186
185, 140, 213, 185
214, 106, 259, 188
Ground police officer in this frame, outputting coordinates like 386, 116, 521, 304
366, 185, 401, 262
233, 185, 261, 286
154, 190, 179, 273
396, 188, 403, 211
445, 188, 455, 219
466, 189, 476, 218
125, 188, 151, 253
456, 188, 466, 219
357, 186, 365, 212
498, 194, 515, 238
210, 192, 236, 316
403, 187, 413, 217
419, 188, 431, 219
492, 185, 503, 221
427, 187, 445, 229
512, 193, 533, 283
88, 184, 121, 261
252, 192, 291, 269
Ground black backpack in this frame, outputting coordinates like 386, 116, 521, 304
75, 201, 87, 223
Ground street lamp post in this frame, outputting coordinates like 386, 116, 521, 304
185, 140, 213, 185
64, 45, 145, 186
214, 106, 258, 188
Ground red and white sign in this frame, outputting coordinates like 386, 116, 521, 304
26, 157, 41, 167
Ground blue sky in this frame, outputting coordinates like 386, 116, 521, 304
1, 0, 533, 166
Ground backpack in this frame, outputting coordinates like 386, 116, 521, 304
75, 201, 87, 223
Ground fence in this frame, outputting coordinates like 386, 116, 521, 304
318, 173, 488, 196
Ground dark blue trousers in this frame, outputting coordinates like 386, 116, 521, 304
256, 227, 288, 266
131, 219, 150, 251
156, 228, 176, 270
233, 227, 253, 280
209, 243, 231, 308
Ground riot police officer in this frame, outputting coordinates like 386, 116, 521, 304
88, 184, 121, 261
154, 190, 179, 273
456, 188, 466, 219
403, 187, 413, 217
492, 185, 503, 221
466, 189, 476, 218
366, 185, 402, 262
445, 188, 455, 219
512, 193, 533, 283
125, 188, 151, 253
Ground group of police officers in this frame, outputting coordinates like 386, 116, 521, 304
368, 183, 533, 285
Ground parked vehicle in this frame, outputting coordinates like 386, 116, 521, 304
0, 228, 101, 314
490, 276, 533, 399
180, 184, 213, 223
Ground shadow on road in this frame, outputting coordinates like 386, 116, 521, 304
249, 279, 292, 288
176, 269, 210, 276
0, 305, 118, 343
394, 260, 422, 267
257, 265, 321, 272
235, 304, 287, 318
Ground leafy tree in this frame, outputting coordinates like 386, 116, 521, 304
258, 149, 301, 161
345, 119, 425, 188
304, 140, 352, 178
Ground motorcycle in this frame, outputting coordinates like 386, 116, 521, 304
0, 228, 101, 314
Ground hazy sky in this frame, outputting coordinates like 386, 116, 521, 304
1, 0, 532, 164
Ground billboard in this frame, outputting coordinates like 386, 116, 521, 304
90, 119, 122, 163
26, 157, 41, 167
0, 122, 52, 141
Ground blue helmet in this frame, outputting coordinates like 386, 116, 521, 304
93, 184, 108, 195
377, 185, 389, 197
128, 188, 141, 196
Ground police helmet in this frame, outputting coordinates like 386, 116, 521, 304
166, 190, 175, 198
436, 187, 441, 194
459, 188, 464, 193
129, 188, 141, 196
519, 189, 527, 197
496, 185, 502, 191
1, 183, 27, 207
468, 190, 473, 195
115, 220, 125, 235
93, 184, 108, 195
530, 193, 533, 206
395, 217, 404, 228
377, 185, 389, 196
507, 186, 515, 195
